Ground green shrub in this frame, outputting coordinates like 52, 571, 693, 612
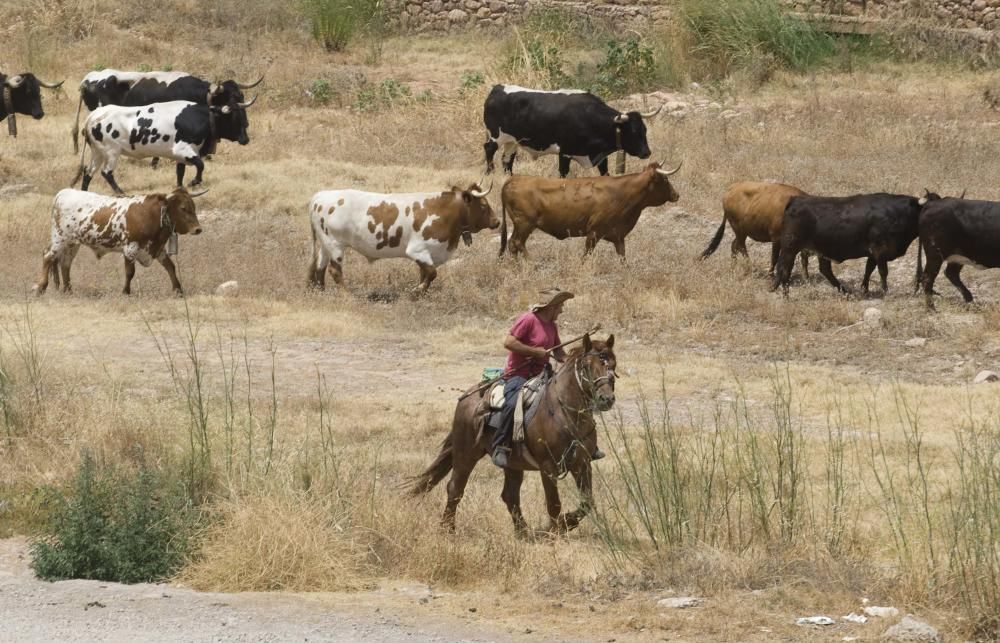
30, 453, 194, 584
592, 37, 657, 98
302, 0, 383, 53
137, 63, 152, 72
352, 78, 412, 112
502, 37, 570, 89
459, 70, 485, 95
309, 78, 333, 104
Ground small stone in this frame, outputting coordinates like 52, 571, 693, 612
447, 8, 468, 22
863, 307, 883, 328
904, 338, 927, 348
657, 597, 702, 609
215, 280, 239, 297
880, 614, 942, 642
973, 370, 999, 383
865, 606, 899, 618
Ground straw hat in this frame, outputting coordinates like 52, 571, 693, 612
530, 287, 575, 312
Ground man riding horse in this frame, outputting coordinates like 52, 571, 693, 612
491, 287, 604, 468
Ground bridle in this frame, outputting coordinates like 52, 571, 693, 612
571, 349, 616, 410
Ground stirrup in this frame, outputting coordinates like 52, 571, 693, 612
491, 446, 510, 468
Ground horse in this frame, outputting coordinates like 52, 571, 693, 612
409, 334, 616, 535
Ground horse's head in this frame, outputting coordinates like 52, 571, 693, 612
576, 334, 616, 411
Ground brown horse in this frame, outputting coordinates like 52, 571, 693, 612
409, 334, 616, 535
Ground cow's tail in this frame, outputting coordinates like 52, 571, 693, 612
71, 92, 84, 154
307, 217, 322, 288
70, 134, 88, 187
406, 432, 454, 496
914, 237, 924, 294
700, 216, 727, 259
498, 198, 508, 257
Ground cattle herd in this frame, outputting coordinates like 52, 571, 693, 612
3, 67, 999, 309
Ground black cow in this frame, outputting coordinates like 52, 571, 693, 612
482, 84, 660, 178
73, 69, 263, 152
916, 197, 1000, 308
772, 192, 938, 295
1, 73, 64, 133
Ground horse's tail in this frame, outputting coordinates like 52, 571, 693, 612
407, 432, 454, 496
700, 216, 727, 259
498, 196, 508, 257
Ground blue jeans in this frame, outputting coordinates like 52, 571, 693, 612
491, 376, 526, 453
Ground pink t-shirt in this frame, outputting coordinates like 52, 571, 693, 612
503, 311, 561, 378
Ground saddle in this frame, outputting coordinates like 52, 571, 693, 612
485, 371, 548, 443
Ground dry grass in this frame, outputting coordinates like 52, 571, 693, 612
2, 5, 1000, 639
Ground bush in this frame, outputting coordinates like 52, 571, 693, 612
30, 453, 194, 584
352, 78, 412, 112
309, 78, 333, 104
592, 38, 657, 98
302, 0, 383, 53
459, 70, 485, 95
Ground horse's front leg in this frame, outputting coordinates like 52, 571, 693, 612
556, 463, 593, 533
501, 469, 529, 537
540, 472, 564, 534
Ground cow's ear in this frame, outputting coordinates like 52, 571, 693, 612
606, 334, 614, 349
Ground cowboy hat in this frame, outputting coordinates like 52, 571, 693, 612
530, 287, 574, 312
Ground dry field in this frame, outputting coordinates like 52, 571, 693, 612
2, 7, 1000, 641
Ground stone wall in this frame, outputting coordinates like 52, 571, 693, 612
389, 0, 1000, 32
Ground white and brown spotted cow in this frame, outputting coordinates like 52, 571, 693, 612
35, 187, 205, 296
308, 183, 498, 291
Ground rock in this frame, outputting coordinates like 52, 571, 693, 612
447, 8, 468, 22
864, 606, 898, 618
656, 597, 702, 609
796, 616, 835, 626
215, 280, 239, 297
881, 615, 942, 642
863, 307, 883, 328
973, 370, 999, 383
904, 338, 927, 348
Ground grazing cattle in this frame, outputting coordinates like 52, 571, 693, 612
1, 72, 64, 134
34, 187, 206, 296
701, 181, 811, 277
75, 97, 256, 194
916, 197, 1000, 308
483, 84, 660, 178
499, 161, 681, 259
308, 183, 499, 291
73, 69, 263, 152
772, 192, 938, 295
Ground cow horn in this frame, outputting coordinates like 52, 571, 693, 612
38, 78, 64, 89
639, 104, 663, 119
469, 180, 493, 198
655, 161, 682, 176
613, 113, 629, 124
5, 75, 24, 88
188, 188, 210, 198
236, 95, 258, 109
237, 74, 264, 90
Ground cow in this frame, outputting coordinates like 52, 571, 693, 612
307, 183, 499, 292
916, 197, 1000, 309
73, 69, 263, 152
701, 181, 811, 277
34, 187, 206, 296
1, 72, 64, 135
74, 97, 256, 194
483, 84, 660, 178
498, 161, 681, 259
772, 192, 939, 295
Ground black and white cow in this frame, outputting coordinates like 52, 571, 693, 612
482, 84, 660, 178
73, 69, 263, 152
772, 192, 939, 295
1, 72, 64, 134
916, 197, 1000, 308
75, 97, 256, 194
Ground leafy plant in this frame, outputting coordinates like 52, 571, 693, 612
301, 0, 383, 53
592, 37, 657, 97
459, 70, 485, 95
30, 453, 194, 583
352, 78, 412, 112
137, 63, 152, 72
309, 78, 333, 104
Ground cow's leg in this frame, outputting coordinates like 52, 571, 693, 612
800, 251, 811, 280
416, 262, 437, 292
122, 258, 136, 295
157, 254, 184, 295
558, 155, 571, 178
176, 162, 186, 187
771, 245, 797, 294
150, 157, 159, 168
596, 157, 609, 176
583, 233, 599, 257
770, 242, 780, 275
878, 259, 889, 293
861, 256, 876, 295
59, 248, 78, 293
187, 157, 206, 187
35, 250, 57, 295
501, 147, 517, 175
945, 263, 974, 303
322, 241, 345, 286
612, 238, 626, 262
818, 257, 846, 292
922, 255, 943, 310
101, 170, 126, 196
500, 469, 529, 537
484, 137, 498, 174
509, 225, 532, 258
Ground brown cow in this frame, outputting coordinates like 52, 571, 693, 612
35, 187, 205, 296
701, 181, 810, 276
499, 161, 681, 258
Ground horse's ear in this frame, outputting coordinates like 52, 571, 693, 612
606, 334, 614, 349
582, 334, 592, 352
